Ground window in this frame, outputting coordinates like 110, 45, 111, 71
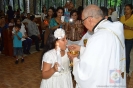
19, 0, 24, 12
1, 0, 133, 16
34, 0, 41, 14
4, 0, 9, 13
25, 0, 30, 13
13, 0, 19, 11
9, 0, 14, 9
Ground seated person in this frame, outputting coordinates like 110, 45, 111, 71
22, 13, 31, 27
27, 15, 41, 51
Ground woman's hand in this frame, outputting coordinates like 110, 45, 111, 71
124, 24, 130, 30
52, 62, 59, 72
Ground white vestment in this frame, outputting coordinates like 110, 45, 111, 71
73, 19, 126, 88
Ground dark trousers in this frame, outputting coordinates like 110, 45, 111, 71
125, 39, 133, 73
22, 38, 32, 52
30, 35, 39, 50
40, 31, 45, 48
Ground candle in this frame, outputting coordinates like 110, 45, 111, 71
56, 43, 64, 72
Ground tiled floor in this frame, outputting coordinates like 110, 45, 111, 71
0, 48, 133, 88
0, 51, 43, 88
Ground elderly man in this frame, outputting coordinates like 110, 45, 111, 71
68, 5, 126, 88
78, 6, 112, 46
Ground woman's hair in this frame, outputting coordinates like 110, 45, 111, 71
100, 7, 108, 17
77, 6, 83, 14
14, 23, 21, 29
70, 10, 79, 20
125, 4, 133, 14
55, 7, 64, 17
9, 18, 14, 22
30, 15, 35, 21
42, 5, 47, 13
70, 10, 78, 17
46, 7, 55, 18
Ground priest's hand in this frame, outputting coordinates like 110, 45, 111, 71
121, 72, 124, 79
68, 44, 80, 51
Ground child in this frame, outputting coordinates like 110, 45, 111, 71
12, 24, 24, 64
40, 28, 73, 88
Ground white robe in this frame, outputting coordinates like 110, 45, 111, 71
73, 19, 126, 88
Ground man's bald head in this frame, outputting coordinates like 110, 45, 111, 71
82, 5, 104, 19
82, 5, 104, 32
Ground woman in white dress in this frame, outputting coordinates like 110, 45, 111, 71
40, 28, 73, 88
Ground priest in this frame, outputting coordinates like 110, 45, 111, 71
68, 5, 126, 88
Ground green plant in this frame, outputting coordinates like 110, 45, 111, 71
108, 0, 122, 7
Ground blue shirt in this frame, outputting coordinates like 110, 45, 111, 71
64, 11, 70, 22
13, 31, 22, 47
49, 18, 65, 29
49, 18, 59, 28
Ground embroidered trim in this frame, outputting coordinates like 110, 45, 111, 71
99, 27, 124, 49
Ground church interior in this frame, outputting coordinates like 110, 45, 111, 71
0, 0, 133, 88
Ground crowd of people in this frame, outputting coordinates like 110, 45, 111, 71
40, 3, 133, 88
0, 0, 133, 87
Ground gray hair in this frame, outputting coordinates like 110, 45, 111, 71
83, 5, 104, 19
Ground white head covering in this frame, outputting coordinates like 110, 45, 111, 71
54, 28, 65, 39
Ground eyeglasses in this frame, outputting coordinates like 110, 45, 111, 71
81, 16, 92, 24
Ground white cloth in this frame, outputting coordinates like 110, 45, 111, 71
22, 19, 31, 28
40, 49, 73, 88
8, 23, 15, 26
22, 18, 31, 24
78, 31, 93, 46
73, 19, 126, 88
111, 11, 118, 22
41, 13, 47, 22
